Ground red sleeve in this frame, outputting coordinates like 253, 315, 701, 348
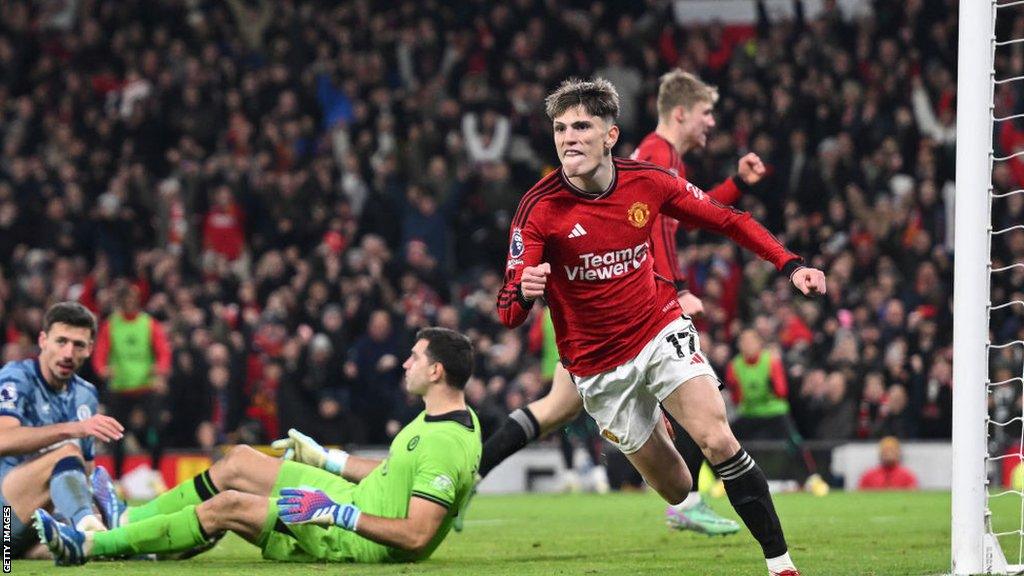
92, 320, 111, 375
706, 177, 741, 206
660, 175, 801, 272
497, 181, 550, 328
527, 312, 545, 354
769, 355, 788, 398
149, 317, 172, 375
724, 362, 742, 405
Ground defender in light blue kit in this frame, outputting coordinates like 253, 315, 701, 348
0, 302, 124, 560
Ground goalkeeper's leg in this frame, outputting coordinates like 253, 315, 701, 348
479, 364, 584, 478
83, 491, 267, 559
126, 445, 281, 525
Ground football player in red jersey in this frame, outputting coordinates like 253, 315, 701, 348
473, 70, 764, 537
495, 78, 822, 576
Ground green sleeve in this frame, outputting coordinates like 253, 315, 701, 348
409, 433, 464, 509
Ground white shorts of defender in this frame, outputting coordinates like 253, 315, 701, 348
572, 316, 719, 454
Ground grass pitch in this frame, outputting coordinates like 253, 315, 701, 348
13, 490, 986, 575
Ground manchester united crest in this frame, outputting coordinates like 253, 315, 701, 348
627, 202, 650, 228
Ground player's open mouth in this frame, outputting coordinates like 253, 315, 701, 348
564, 150, 583, 157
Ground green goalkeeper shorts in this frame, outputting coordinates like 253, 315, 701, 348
257, 460, 389, 563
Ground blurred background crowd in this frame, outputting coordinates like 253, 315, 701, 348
0, 0, 1008, 466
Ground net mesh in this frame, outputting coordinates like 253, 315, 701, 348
988, 4, 1024, 568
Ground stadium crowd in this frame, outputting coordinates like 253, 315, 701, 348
0, 0, 991, 461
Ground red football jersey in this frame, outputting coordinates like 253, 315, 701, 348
632, 132, 743, 290
497, 158, 800, 376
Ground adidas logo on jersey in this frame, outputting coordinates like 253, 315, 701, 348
567, 223, 587, 238
690, 353, 705, 365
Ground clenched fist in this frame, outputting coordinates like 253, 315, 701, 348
520, 263, 551, 301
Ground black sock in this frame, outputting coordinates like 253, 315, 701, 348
675, 425, 705, 490
714, 449, 787, 558
193, 470, 220, 501
479, 407, 540, 478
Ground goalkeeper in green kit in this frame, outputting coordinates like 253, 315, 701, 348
34, 327, 482, 566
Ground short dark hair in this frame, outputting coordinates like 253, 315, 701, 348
544, 77, 620, 122
43, 302, 98, 338
416, 327, 474, 389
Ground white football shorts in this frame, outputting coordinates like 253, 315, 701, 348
571, 316, 718, 454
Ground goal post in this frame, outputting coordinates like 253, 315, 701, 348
951, 0, 1007, 574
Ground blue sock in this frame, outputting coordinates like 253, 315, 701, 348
50, 456, 94, 527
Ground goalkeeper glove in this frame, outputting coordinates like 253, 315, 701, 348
277, 487, 361, 530
270, 428, 349, 475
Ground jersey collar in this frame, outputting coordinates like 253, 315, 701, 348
33, 358, 74, 394
559, 162, 617, 201
424, 409, 475, 430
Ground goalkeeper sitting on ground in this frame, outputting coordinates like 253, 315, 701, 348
35, 328, 482, 566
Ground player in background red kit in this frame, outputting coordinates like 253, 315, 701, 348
496, 78, 824, 576
631, 71, 765, 533
472, 70, 764, 537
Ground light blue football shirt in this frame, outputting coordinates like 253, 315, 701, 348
0, 359, 99, 481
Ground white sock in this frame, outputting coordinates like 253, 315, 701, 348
766, 551, 795, 573
672, 491, 702, 511
76, 514, 105, 533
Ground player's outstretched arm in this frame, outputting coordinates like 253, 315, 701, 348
662, 175, 799, 272
0, 414, 124, 457
277, 489, 446, 553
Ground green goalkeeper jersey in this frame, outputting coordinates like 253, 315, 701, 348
354, 408, 481, 562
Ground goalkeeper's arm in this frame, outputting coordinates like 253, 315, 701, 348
278, 489, 446, 554
350, 496, 447, 553
339, 455, 383, 482
272, 428, 382, 482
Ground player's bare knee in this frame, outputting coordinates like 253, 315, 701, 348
226, 444, 260, 463
206, 490, 242, 516
52, 442, 84, 461
45, 443, 85, 475
217, 445, 259, 483
694, 425, 738, 462
196, 494, 232, 533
